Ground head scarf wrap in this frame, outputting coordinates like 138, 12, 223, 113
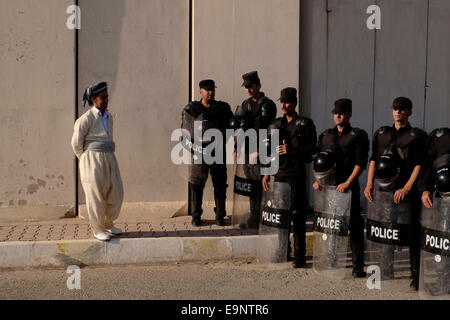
83, 82, 108, 107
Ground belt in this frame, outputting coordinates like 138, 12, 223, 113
84, 140, 115, 153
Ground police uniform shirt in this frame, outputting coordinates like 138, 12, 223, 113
418, 128, 450, 193
370, 123, 427, 186
236, 92, 277, 156
318, 125, 369, 184
185, 100, 233, 132
238, 92, 277, 130
273, 113, 317, 178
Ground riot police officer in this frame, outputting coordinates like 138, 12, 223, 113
418, 127, 450, 297
182, 80, 233, 226
419, 127, 450, 207
262, 87, 317, 268
233, 71, 277, 228
364, 97, 427, 290
313, 99, 369, 278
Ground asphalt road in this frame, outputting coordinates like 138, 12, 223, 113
0, 259, 419, 300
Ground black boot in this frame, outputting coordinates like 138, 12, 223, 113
351, 240, 365, 277
190, 185, 203, 226
247, 195, 261, 229
292, 234, 306, 268
214, 196, 226, 226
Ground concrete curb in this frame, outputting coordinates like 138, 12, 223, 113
0, 233, 316, 269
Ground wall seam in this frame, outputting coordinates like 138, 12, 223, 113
423, 0, 430, 130
371, 0, 378, 137
189, 0, 193, 103
74, 0, 79, 216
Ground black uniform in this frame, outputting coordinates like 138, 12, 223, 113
418, 128, 450, 195
235, 92, 277, 227
272, 113, 317, 262
370, 123, 428, 281
182, 99, 233, 221
318, 125, 369, 272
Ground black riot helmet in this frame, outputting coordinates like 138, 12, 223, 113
313, 151, 336, 186
375, 154, 400, 191
435, 167, 450, 198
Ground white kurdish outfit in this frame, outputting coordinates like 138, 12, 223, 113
71, 107, 124, 235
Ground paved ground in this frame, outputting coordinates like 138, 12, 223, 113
0, 216, 256, 242
0, 259, 419, 300
0, 216, 315, 242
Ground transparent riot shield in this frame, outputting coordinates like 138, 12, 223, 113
312, 186, 351, 279
419, 197, 450, 300
180, 111, 215, 162
232, 163, 261, 229
366, 190, 411, 280
178, 110, 218, 218
258, 181, 291, 263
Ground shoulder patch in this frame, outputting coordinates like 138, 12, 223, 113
295, 118, 307, 126
296, 117, 313, 126
435, 128, 449, 138
377, 126, 391, 135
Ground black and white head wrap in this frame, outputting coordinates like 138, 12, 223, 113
82, 82, 108, 107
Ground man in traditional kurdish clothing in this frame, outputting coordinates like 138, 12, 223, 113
71, 82, 124, 241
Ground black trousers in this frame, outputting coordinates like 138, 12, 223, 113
275, 174, 307, 260
244, 164, 262, 227
409, 189, 421, 280
189, 163, 227, 196
349, 183, 365, 271
189, 163, 228, 218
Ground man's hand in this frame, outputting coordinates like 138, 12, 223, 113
394, 186, 411, 204
313, 180, 321, 191
337, 182, 350, 193
421, 191, 433, 209
262, 175, 270, 191
276, 140, 291, 155
249, 152, 259, 165
233, 149, 237, 161
364, 183, 376, 203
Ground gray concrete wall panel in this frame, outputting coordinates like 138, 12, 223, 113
373, 0, 428, 130
193, 0, 300, 202
424, 0, 450, 131
78, 0, 189, 202
302, 0, 328, 136
325, 0, 375, 135
193, 0, 300, 113
0, 0, 75, 208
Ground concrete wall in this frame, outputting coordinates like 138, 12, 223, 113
193, 0, 300, 111
300, 0, 450, 208
78, 0, 189, 203
1, 0, 449, 215
193, 0, 300, 202
425, 0, 450, 131
0, 0, 75, 210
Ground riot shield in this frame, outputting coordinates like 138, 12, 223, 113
181, 111, 215, 161
232, 163, 261, 229
179, 110, 219, 218
312, 186, 351, 279
419, 197, 450, 299
258, 181, 291, 263
366, 190, 411, 280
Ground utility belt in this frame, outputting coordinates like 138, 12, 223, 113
84, 140, 115, 153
